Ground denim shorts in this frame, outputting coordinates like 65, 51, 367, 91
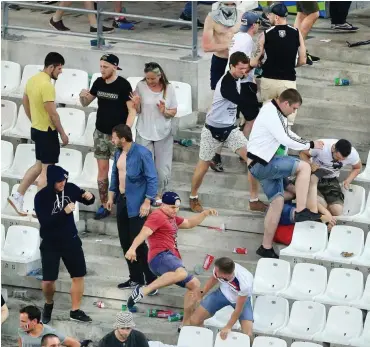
201, 289, 254, 321
149, 250, 193, 288
250, 155, 300, 201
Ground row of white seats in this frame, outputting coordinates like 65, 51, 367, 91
280, 221, 370, 267
1, 62, 193, 116
253, 258, 370, 310
1, 104, 137, 146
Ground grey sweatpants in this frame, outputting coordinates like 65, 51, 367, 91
136, 132, 173, 195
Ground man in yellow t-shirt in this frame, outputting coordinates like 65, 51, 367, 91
8, 52, 69, 216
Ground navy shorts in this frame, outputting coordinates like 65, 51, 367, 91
250, 155, 300, 202
149, 250, 193, 288
210, 55, 228, 90
31, 127, 60, 164
201, 289, 254, 321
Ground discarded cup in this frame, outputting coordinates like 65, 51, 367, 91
203, 254, 215, 270
233, 247, 248, 255
334, 78, 350, 86
93, 301, 105, 308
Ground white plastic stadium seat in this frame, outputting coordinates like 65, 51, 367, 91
177, 326, 213, 347
352, 236, 370, 282
281, 263, 327, 301
55, 68, 88, 105
11, 64, 48, 98
1, 100, 17, 135
253, 259, 291, 295
170, 81, 192, 117
279, 221, 328, 261
57, 108, 86, 144
204, 306, 241, 330
313, 306, 363, 345
315, 225, 364, 265
132, 115, 138, 142
351, 193, 370, 225
1, 182, 10, 213
355, 151, 370, 183
252, 336, 287, 347
1, 61, 21, 95
350, 312, 370, 347
1, 141, 14, 173
1, 225, 5, 250
352, 274, 370, 311
77, 111, 96, 147
2, 144, 36, 180
127, 76, 143, 91
291, 343, 323, 347
7, 105, 31, 139
88, 73, 101, 108
73, 152, 113, 189
214, 331, 250, 347
1, 225, 40, 263
2, 184, 37, 219
279, 301, 326, 340
315, 268, 364, 307
58, 148, 83, 181
253, 295, 289, 335
338, 185, 366, 221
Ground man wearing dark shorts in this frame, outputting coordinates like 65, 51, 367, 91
125, 192, 217, 326
8, 52, 69, 216
34, 165, 95, 323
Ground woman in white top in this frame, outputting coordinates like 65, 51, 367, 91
130, 62, 178, 203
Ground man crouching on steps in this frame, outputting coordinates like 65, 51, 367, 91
125, 192, 218, 326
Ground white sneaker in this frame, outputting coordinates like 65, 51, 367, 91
7, 194, 27, 216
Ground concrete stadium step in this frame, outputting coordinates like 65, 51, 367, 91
296, 78, 370, 105
297, 60, 370, 84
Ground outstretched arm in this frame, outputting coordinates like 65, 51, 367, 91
179, 209, 218, 229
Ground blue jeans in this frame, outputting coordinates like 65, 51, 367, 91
201, 289, 254, 321
250, 155, 300, 202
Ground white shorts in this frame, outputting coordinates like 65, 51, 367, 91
199, 126, 248, 162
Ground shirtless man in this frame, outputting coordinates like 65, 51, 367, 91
202, 1, 241, 172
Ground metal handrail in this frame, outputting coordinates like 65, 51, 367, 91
1, 1, 199, 59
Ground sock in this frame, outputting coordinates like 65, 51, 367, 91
53, 14, 62, 22
189, 195, 198, 199
249, 198, 259, 202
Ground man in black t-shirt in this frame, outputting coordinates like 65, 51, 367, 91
250, 3, 306, 126
79, 54, 136, 220
98, 312, 149, 347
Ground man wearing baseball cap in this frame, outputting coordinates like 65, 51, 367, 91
98, 312, 149, 347
125, 192, 217, 326
79, 54, 136, 221
250, 2, 307, 127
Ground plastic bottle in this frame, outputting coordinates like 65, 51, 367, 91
168, 313, 183, 322
176, 139, 192, 147
147, 309, 174, 318
276, 145, 287, 156
334, 78, 350, 86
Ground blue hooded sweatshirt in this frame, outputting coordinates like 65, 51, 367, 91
34, 165, 95, 245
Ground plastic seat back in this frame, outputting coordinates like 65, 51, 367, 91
214, 331, 250, 347
3, 225, 40, 259
1, 100, 17, 134
1, 61, 21, 93
177, 326, 213, 347
18, 65, 48, 95
342, 185, 366, 217
170, 81, 192, 117
58, 148, 83, 180
55, 68, 88, 104
1, 224, 5, 250
127, 76, 143, 91
1, 140, 14, 172
289, 221, 328, 253
57, 108, 86, 142
1, 181, 9, 213
7, 144, 36, 177
326, 225, 364, 257
83, 112, 96, 146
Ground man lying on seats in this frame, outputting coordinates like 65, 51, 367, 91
301, 139, 362, 218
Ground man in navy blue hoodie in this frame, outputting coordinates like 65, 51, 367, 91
34, 165, 95, 324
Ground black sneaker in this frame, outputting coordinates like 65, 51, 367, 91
308, 52, 320, 62
42, 302, 54, 324
49, 17, 70, 31
210, 155, 224, 173
148, 289, 158, 296
90, 26, 115, 33
294, 208, 322, 223
127, 285, 144, 309
70, 309, 92, 322
256, 245, 279, 259
306, 53, 313, 66
117, 280, 139, 289
179, 12, 204, 28
331, 22, 359, 32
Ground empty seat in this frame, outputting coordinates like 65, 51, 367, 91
281, 263, 327, 301
177, 326, 213, 347
252, 336, 287, 347
170, 81, 192, 117
315, 225, 364, 265
1, 140, 14, 173
1, 100, 17, 134
204, 306, 241, 330
352, 274, 370, 311
58, 148, 83, 181
279, 221, 328, 261
351, 193, 370, 225
338, 185, 366, 221
1, 61, 21, 95
253, 295, 289, 335
279, 301, 326, 340
1, 182, 10, 213
1, 225, 40, 262
88, 73, 101, 108
291, 343, 323, 347
313, 306, 363, 345
355, 151, 370, 183
55, 68, 88, 105
2, 144, 36, 179
7, 105, 31, 139
1, 224, 5, 250
214, 331, 250, 347
128, 76, 143, 91
76, 111, 96, 147
57, 108, 86, 144
11, 64, 47, 98
253, 259, 291, 295
350, 312, 370, 347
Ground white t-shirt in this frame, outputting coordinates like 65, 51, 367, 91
213, 263, 253, 303
228, 32, 255, 83
310, 139, 360, 179
136, 81, 178, 141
